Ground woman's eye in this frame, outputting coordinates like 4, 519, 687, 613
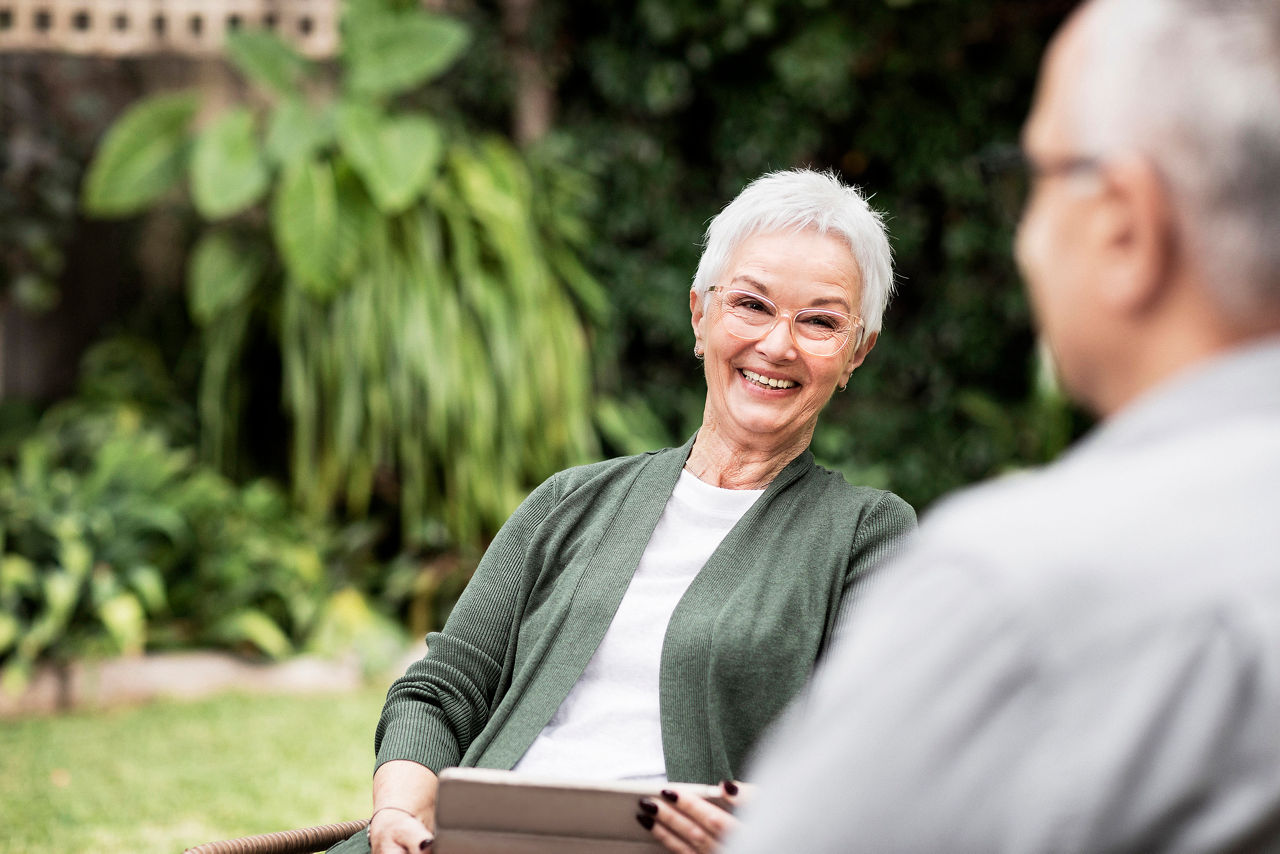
803, 314, 839, 330
734, 297, 772, 314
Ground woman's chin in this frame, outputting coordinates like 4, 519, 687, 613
720, 402, 814, 445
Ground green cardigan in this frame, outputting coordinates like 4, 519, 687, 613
374, 436, 915, 784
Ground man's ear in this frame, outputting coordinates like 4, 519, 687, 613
842, 330, 878, 384
1092, 155, 1176, 314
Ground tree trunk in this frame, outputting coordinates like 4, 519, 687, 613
500, 0, 553, 145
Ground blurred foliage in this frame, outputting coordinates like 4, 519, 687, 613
0, 338, 407, 692
494, 0, 1089, 506
81, 0, 611, 550
4, 0, 1098, 677
0, 65, 82, 314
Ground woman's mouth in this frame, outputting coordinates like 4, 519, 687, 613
740, 368, 797, 390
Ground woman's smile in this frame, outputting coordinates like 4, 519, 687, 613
692, 228, 866, 453
739, 368, 798, 390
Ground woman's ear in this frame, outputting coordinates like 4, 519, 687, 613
842, 330, 878, 384
690, 289, 707, 352
844, 330, 875, 376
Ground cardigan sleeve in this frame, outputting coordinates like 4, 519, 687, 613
373, 473, 562, 773
834, 491, 917, 632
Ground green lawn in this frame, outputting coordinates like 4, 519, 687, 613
0, 687, 387, 853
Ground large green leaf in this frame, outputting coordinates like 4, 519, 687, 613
344, 10, 471, 98
187, 231, 264, 325
271, 159, 341, 297
213, 608, 293, 659
41, 571, 79, 622
191, 108, 270, 220
126, 564, 167, 612
82, 92, 199, 217
0, 555, 37, 599
225, 29, 307, 95
98, 592, 146, 655
266, 99, 334, 166
336, 104, 443, 213
0, 611, 19, 656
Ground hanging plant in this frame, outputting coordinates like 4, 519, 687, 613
81, 0, 608, 549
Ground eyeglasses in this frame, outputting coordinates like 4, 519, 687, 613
978, 143, 1103, 222
709, 287, 862, 357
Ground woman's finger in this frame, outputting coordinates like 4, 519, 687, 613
668, 785, 739, 836
639, 789, 738, 854
646, 812, 702, 854
721, 779, 755, 808
369, 811, 433, 854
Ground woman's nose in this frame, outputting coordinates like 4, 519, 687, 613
755, 315, 799, 359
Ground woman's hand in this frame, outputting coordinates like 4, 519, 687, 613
369, 759, 439, 854
369, 806, 433, 854
637, 780, 752, 854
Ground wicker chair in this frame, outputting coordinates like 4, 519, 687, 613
183, 819, 369, 854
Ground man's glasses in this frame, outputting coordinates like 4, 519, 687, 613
710, 287, 862, 357
978, 144, 1102, 223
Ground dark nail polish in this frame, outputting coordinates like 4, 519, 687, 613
419, 839, 430, 851
636, 812, 655, 830
639, 797, 658, 815
660, 789, 679, 803
721, 779, 740, 796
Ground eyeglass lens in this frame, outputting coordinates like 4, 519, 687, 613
718, 289, 855, 356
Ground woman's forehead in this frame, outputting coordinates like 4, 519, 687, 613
725, 231, 862, 305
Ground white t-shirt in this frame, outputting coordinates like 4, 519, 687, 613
512, 468, 763, 783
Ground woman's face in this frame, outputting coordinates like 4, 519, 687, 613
691, 229, 875, 450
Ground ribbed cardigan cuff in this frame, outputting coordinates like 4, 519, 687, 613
374, 711, 461, 774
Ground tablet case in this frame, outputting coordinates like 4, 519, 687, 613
434, 768, 723, 854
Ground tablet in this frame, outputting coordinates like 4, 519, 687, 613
434, 767, 729, 854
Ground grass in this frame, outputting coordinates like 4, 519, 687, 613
0, 687, 388, 853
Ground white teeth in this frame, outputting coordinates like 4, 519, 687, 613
742, 369, 795, 389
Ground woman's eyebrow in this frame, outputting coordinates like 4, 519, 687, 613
809, 294, 852, 311
729, 275, 770, 293
729, 275, 852, 311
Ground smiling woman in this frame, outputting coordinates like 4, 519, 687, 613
689, 228, 875, 488
329, 169, 916, 854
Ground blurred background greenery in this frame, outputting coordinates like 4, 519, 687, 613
2, 0, 1085, 707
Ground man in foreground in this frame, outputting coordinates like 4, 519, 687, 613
726, 0, 1280, 851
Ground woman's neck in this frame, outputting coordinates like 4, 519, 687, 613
684, 422, 812, 490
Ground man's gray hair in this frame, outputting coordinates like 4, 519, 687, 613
691, 169, 896, 338
1075, 0, 1280, 320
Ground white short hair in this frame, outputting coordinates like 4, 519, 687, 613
1074, 0, 1280, 320
691, 169, 897, 338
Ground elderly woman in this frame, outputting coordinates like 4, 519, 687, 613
335, 168, 915, 854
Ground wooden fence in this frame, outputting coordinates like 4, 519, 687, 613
0, 0, 337, 57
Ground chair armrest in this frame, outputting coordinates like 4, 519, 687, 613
183, 818, 370, 854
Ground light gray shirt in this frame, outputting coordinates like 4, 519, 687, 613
728, 337, 1280, 854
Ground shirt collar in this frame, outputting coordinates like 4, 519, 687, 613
1075, 334, 1280, 457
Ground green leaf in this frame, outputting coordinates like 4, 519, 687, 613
0, 612, 19, 656
344, 10, 471, 98
98, 592, 146, 655
336, 104, 443, 213
82, 92, 199, 217
271, 158, 341, 296
214, 609, 293, 659
126, 565, 167, 613
42, 571, 80, 620
266, 99, 333, 166
191, 107, 270, 220
0, 555, 37, 598
187, 231, 264, 325
58, 538, 93, 578
225, 29, 307, 95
